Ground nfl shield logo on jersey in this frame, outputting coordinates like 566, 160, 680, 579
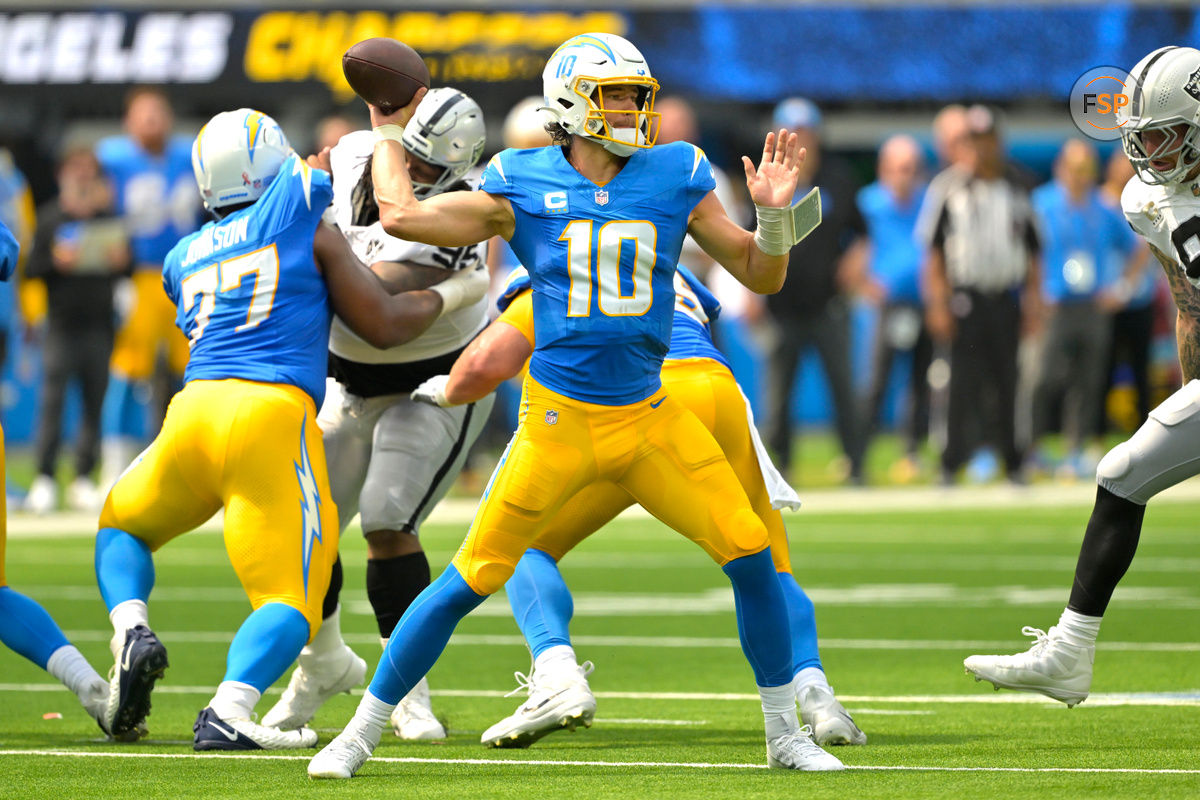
545, 409, 559, 426
594, 189, 609, 205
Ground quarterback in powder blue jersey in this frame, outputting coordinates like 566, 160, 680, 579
93, 108, 488, 750
310, 32, 843, 777
407, 265, 866, 748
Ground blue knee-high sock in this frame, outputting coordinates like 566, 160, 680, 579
224, 603, 309, 693
0, 587, 71, 668
722, 548, 793, 688
369, 565, 486, 704
779, 571, 822, 675
95, 527, 155, 610
505, 549, 574, 659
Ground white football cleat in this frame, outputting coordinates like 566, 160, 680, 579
481, 661, 596, 748
25, 475, 58, 515
390, 677, 446, 740
798, 684, 866, 746
193, 707, 317, 750
66, 476, 105, 512
308, 726, 380, 779
262, 644, 367, 730
766, 723, 845, 771
964, 625, 1094, 707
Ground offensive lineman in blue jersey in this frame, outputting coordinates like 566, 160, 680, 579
96, 88, 201, 492
93, 108, 489, 750
311, 32, 842, 776
409, 265, 866, 749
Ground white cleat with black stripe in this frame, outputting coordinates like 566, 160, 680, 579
193, 707, 317, 751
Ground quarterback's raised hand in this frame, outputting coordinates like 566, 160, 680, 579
367, 87, 429, 131
743, 128, 804, 208
411, 374, 452, 407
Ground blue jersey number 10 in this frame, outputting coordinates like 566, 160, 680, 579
560, 219, 657, 317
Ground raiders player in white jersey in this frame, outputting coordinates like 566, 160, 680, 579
262, 88, 493, 739
964, 46, 1200, 706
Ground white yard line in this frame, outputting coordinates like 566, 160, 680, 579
16, 583, 1200, 612
46, 629, 1200, 652
11, 479, 1200, 538
0, 749, 1198, 774
3, 683, 1199, 706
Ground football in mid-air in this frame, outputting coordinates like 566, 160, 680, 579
342, 38, 430, 114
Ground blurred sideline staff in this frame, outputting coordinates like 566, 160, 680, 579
25, 148, 129, 514
95, 87, 200, 489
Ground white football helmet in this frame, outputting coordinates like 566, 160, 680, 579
192, 108, 291, 212
1118, 46, 1200, 186
542, 32, 660, 157
401, 87, 486, 197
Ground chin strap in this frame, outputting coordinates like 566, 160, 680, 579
753, 187, 823, 256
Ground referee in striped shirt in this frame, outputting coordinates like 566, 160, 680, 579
920, 106, 1043, 485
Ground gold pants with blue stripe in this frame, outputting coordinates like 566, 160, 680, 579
452, 375, 769, 595
99, 379, 339, 636
522, 358, 794, 574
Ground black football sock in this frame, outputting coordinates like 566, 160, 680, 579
1067, 486, 1146, 617
367, 551, 432, 639
321, 554, 343, 621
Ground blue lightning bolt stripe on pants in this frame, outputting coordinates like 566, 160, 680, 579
96, 378, 339, 639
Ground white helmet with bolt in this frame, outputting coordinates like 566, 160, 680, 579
191, 108, 291, 213
541, 32, 660, 157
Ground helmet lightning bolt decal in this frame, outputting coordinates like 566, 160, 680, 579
294, 415, 323, 600
195, 124, 207, 171
552, 34, 617, 62
244, 111, 265, 163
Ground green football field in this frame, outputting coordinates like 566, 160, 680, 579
2, 487, 1199, 799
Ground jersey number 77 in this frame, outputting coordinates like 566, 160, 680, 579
180, 244, 280, 344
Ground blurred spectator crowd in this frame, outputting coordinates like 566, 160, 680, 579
0, 89, 1175, 508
